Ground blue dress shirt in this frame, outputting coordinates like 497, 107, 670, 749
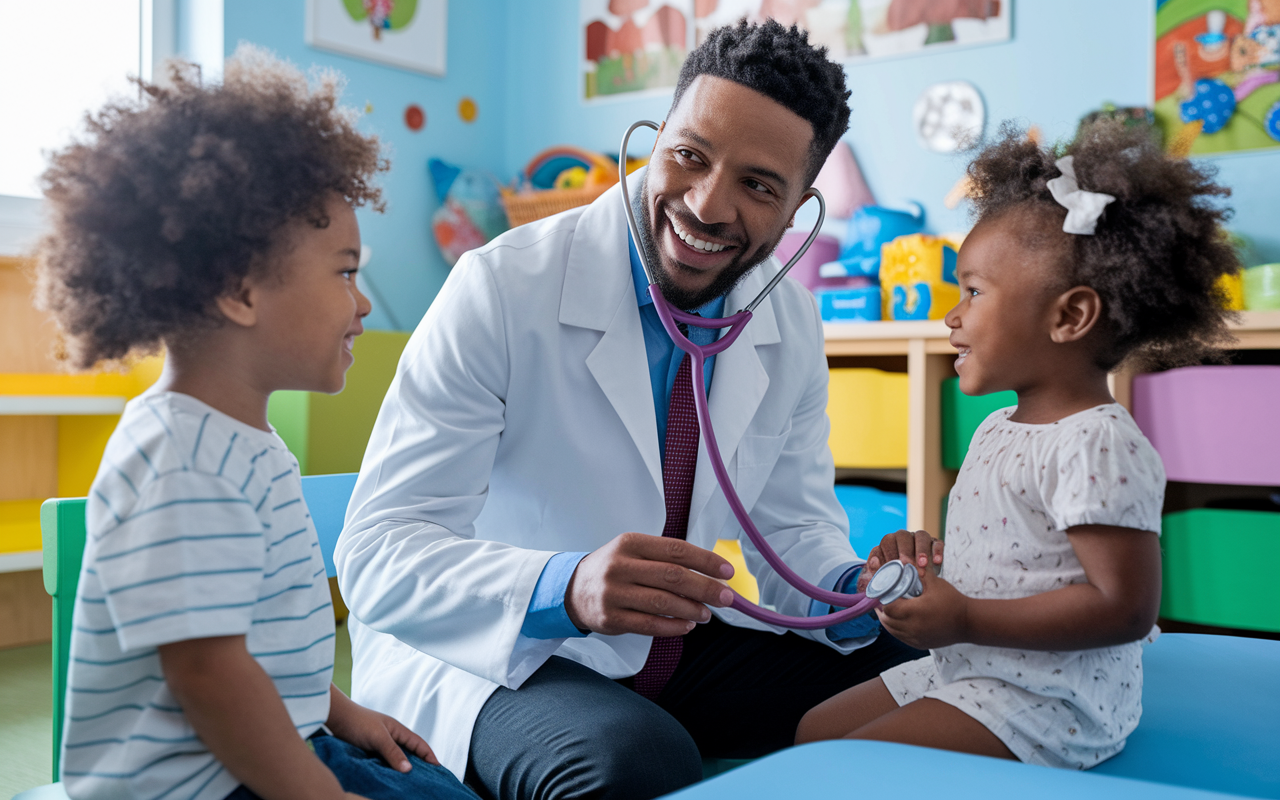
520, 232, 877, 642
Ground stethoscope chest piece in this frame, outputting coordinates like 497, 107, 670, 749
865, 560, 924, 606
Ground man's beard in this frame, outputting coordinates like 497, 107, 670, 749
634, 172, 783, 311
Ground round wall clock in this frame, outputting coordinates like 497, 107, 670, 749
913, 81, 985, 153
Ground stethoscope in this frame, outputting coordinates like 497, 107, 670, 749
620, 121, 921, 630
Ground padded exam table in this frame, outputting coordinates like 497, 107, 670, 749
665, 634, 1280, 799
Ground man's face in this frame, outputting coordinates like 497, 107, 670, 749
637, 75, 815, 310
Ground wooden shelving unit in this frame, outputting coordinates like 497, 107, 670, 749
822, 310, 1280, 538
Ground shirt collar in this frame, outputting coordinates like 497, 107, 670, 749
628, 228, 726, 319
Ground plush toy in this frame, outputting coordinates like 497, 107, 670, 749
429, 158, 509, 267
827, 203, 926, 278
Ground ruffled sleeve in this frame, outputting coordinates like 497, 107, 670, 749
1040, 409, 1166, 534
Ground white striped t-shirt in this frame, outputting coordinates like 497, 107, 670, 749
63, 391, 334, 800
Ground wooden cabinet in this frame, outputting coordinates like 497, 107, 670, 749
823, 311, 1280, 540
0, 256, 160, 648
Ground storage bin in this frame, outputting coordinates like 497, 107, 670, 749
827, 368, 908, 468
818, 285, 881, 322
1161, 508, 1280, 633
1131, 365, 1280, 486
1243, 263, 1280, 310
834, 484, 907, 552
940, 377, 1017, 469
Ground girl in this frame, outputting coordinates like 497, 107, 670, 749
37, 47, 478, 800
797, 121, 1239, 769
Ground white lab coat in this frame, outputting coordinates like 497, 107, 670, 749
335, 178, 865, 778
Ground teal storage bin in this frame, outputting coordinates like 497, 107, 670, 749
1161, 509, 1280, 633
940, 377, 1017, 470
834, 484, 906, 552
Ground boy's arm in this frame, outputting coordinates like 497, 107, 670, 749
876, 524, 1162, 651
325, 683, 440, 768
158, 635, 362, 800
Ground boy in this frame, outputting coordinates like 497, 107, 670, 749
36, 47, 477, 800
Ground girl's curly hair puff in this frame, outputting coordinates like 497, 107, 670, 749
967, 120, 1240, 371
35, 45, 388, 369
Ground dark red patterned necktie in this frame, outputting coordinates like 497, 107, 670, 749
632, 351, 700, 700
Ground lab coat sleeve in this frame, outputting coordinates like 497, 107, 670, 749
741, 290, 872, 652
335, 250, 562, 688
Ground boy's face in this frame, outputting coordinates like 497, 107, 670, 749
254, 193, 371, 394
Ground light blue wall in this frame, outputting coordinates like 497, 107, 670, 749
222, 0, 506, 331
219, 1, 1279, 329
501, 0, 1280, 262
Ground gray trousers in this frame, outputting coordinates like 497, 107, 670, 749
464, 620, 923, 800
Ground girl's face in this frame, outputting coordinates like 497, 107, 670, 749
253, 193, 372, 394
944, 214, 1064, 397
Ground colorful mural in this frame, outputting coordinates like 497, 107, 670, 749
1154, 0, 1280, 154
582, 0, 693, 100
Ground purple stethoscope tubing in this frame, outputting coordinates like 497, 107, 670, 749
619, 120, 881, 629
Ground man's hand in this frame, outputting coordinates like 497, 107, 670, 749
856, 529, 944, 592
874, 566, 969, 649
326, 685, 439, 771
565, 532, 736, 636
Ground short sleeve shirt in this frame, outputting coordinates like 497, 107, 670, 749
933, 404, 1165, 739
62, 392, 334, 800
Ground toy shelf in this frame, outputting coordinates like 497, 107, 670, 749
0, 396, 127, 414
822, 311, 1280, 539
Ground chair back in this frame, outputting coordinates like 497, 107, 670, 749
39, 498, 88, 780
37, 473, 359, 781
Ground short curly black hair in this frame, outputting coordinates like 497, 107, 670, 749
35, 45, 388, 369
671, 19, 851, 185
967, 120, 1240, 371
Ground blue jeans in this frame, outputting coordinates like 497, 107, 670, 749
223, 732, 479, 800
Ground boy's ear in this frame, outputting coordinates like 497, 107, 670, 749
1049, 285, 1103, 344
214, 278, 260, 328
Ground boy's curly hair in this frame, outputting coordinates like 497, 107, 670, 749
966, 121, 1239, 371
35, 45, 388, 369
672, 19, 851, 185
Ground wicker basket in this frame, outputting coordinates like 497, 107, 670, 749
502, 184, 611, 227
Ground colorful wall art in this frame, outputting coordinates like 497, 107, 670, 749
582, 0, 694, 100
307, 0, 448, 76
692, 0, 1011, 62
1154, 0, 1280, 155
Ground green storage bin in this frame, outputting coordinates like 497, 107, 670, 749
1161, 509, 1280, 633
940, 377, 1017, 470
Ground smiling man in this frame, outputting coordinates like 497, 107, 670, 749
336, 20, 924, 800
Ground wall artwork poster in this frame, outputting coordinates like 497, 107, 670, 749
693, 1, 1010, 63
583, 0, 694, 101
582, 1, 1011, 101
1154, 0, 1280, 155
307, 0, 448, 77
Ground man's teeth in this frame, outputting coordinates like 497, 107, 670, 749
670, 218, 727, 253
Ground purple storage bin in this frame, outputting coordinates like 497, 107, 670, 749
774, 232, 846, 293
1132, 365, 1280, 485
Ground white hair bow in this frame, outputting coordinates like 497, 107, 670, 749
1046, 156, 1115, 235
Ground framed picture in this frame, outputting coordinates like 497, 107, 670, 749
694, 0, 1011, 63
306, 0, 448, 77
1154, 0, 1280, 156
582, 0, 694, 101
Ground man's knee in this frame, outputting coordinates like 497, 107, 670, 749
468, 658, 702, 800
560, 698, 702, 799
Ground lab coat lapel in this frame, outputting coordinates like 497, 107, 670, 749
561, 183, 664, 497
687, 266, 782, 536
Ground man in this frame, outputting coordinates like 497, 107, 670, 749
337, 20, 928, 800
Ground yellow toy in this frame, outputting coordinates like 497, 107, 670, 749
879, 233, 960, 320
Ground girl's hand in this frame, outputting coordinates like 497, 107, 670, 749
326, 686, 439, 771
857, 530, 944, 592
874, 566, 969, 650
